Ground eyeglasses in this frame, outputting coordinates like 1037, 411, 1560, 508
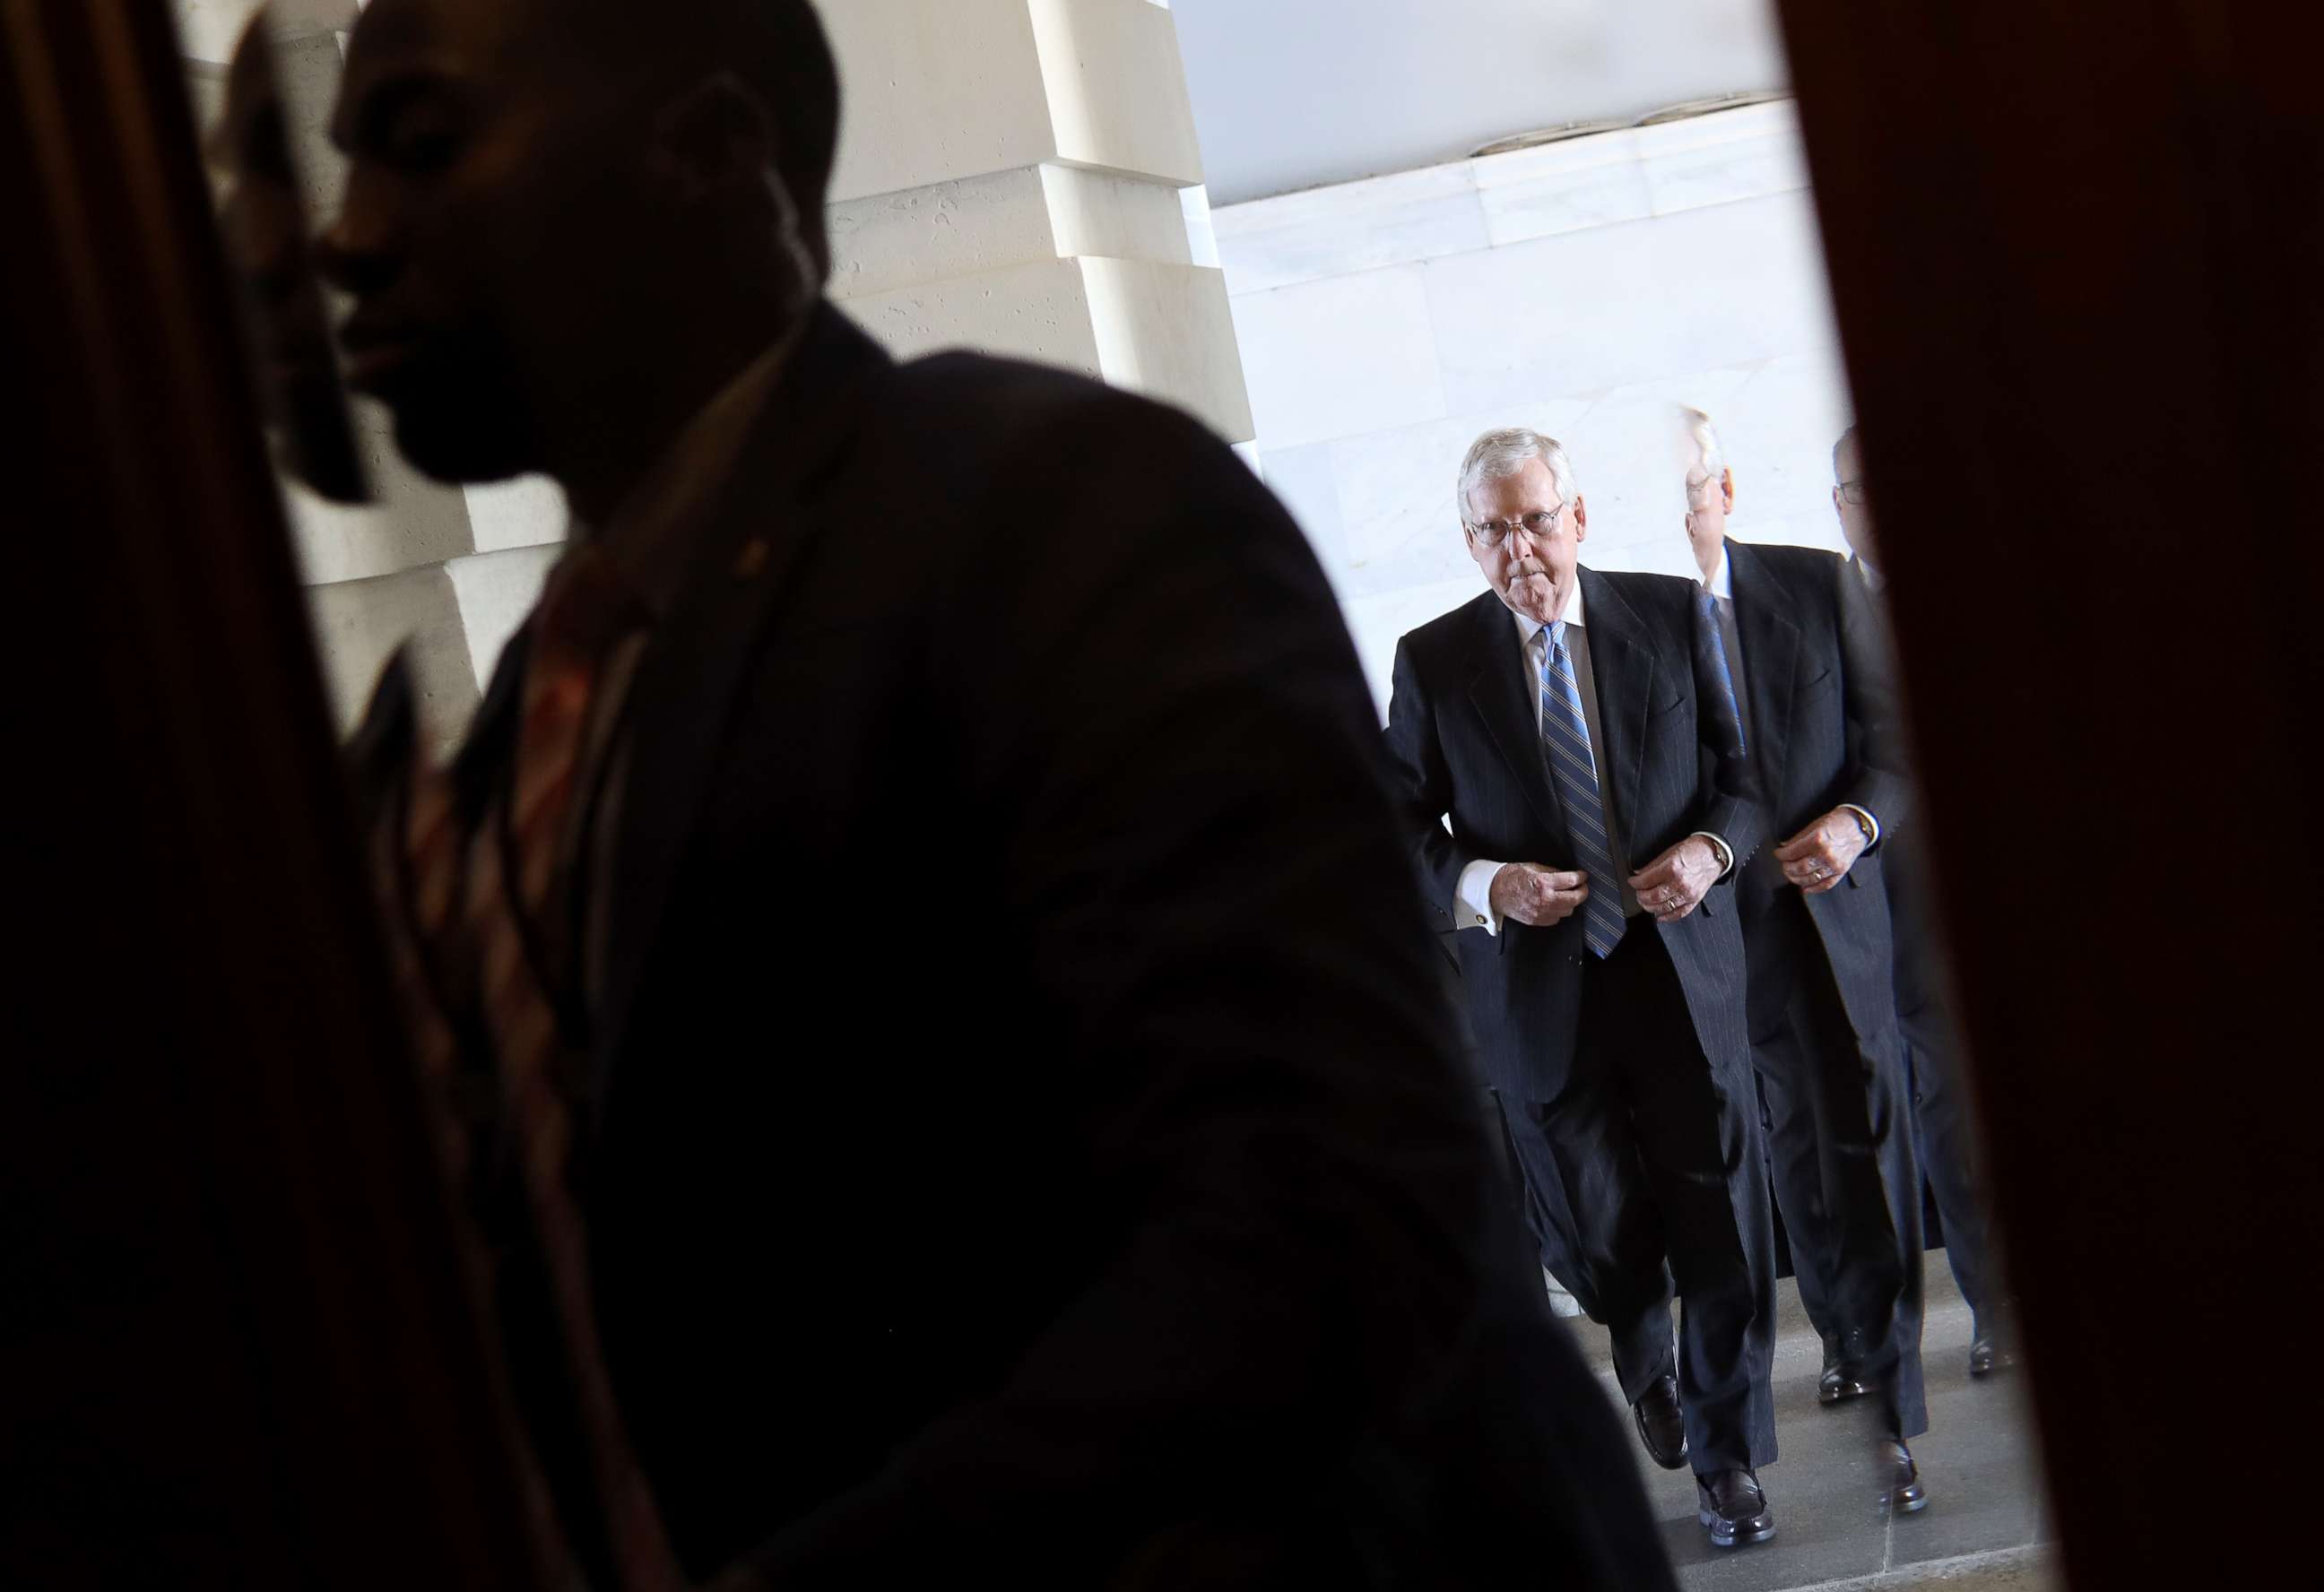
1837, 480, 1870, 506
1465, 505, 1564, 549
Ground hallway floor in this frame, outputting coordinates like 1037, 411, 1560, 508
1570, 1250, 2059, 1591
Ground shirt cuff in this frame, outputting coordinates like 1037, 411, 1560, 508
1838, 804, 1882, 847
1456, 858, 1505, 936
1687, 832, 1736, 879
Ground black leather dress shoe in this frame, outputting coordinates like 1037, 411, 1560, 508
1818, 1338, 1873, 1406
1878, 1438, 1929, 1514
1632, 1375, 1687, 1471
1968, 1319, 2015, 1377
1697, 1468, 1777, 1549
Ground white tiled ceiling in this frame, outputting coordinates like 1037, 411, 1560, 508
1171, 0, 1790, 204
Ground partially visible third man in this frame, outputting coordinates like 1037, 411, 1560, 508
1681, 409, 1930, 1514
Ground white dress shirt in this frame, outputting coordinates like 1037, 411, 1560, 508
1453, 584, 1735, 935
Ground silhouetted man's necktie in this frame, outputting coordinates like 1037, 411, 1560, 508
1540, 619, 1628, 958
381, 545, 680, 1589
463, 542, 682, 1591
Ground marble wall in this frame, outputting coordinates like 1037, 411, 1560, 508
1211, 100, 1860, 717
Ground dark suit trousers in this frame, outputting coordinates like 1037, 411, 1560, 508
1747, 891, 1929, 1439
1894, 907, 1996, 1321
1500, 922, 1777, 1474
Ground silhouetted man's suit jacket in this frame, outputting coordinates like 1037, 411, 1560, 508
355, 307, 1671, 1590
1724, 539, 1912, 1040
1383, 573, 1764, 1104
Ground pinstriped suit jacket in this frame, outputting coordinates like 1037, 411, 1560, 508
1383, 571, 1764, 1103
1724, 539, 1911, 1043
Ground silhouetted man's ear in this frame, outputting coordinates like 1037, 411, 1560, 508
649, 71, 776, 204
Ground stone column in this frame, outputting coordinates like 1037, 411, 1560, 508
817, 0, 1254, 451
179, 0, 1255, 741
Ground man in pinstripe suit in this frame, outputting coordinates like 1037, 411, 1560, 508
1384, 429, 1782, 1551
1682, 412, 1929, 1514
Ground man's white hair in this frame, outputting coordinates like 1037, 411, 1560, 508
1457, 428, 1577, 525
1680, 405, 1726, 485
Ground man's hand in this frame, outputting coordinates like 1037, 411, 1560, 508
1628, 836, 1723, 923
1773, 809, 1870, 894
1491, 862, 1591, 928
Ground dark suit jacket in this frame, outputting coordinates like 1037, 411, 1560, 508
1723, 539, 1911, 1041
1382, 574, 1764, 1104
1843, 556, 1947, 1024
354, 307, 1672, 1589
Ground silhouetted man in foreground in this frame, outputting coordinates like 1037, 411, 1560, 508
324, 2, 1671, 1586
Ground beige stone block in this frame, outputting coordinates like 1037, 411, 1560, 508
173, 0, 354, 65
842, 257, 1109, 379
305, 564, 479, 752
840, 255, 1251, 444
819, 0, 1204, 201
1025, 0, 1203, 186
282, 402, 478, 586
464, 476, 570, 553
445, 543, 561, 690
830, 163, 1191, 302
1080, 256, 1252, 442
818, 0, 1055, 203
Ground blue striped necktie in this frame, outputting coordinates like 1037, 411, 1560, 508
1697, 585, 1747, 752
1540, 619, 1628, 958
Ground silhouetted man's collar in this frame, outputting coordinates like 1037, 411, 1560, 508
566, 324, 804, 622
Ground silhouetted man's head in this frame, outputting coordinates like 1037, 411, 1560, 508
321, 0, 840, 495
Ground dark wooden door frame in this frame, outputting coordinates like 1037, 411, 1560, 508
1775, 0, 2324, 1583
1, 4, 536, 1586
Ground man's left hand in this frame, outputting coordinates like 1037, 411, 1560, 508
1629, 836, 1723, 923
1773, 809, 1870, 894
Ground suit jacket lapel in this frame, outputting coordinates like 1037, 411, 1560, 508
1728, 541, 1801, 800
1462, 593, 1565, 841
597, 306, 892, 1070
1576, 567, 1653, 834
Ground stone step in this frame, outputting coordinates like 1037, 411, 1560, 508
1790, 1545, 2058, 1591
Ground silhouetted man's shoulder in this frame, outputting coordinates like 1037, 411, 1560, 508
890, 347, 1233, 480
